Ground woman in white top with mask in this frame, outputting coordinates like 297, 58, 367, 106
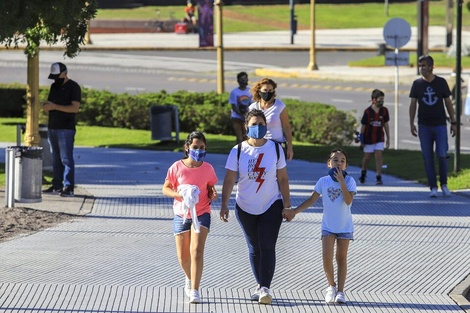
248, 77, 294, 160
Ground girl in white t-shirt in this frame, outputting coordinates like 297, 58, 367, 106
162, 131, 218, 304
284, 149, 356, 305
220, 109, 292, 305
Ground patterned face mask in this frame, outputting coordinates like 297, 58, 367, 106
188, 149, 206, 162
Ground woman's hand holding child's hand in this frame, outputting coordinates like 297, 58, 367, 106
282, 208, 295, 222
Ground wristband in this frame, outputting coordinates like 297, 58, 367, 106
451, 122, 456, 125
284, 207, 292, 210
359, 133, 365, 144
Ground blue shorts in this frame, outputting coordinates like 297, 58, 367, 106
321, 230, 354, 240
173, 213, 211, 235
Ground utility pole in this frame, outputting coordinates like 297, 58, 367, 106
215, 0, 224, 94
454, 0, 463, 172
417, 0, 428, 74
307, 0, 318, 71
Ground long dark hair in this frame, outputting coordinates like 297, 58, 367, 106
183, 131, 207, 158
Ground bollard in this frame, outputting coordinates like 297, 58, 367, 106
5, 147, 18, 208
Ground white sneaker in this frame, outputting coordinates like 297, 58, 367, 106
325, 286, 336, 303
442, 185, 451, 197
184, 277, 191, 297
430, 187, 438, 198
250, 287, 260, 301
335, 291, 346, 303
189, 289, 200, 304
258, 287, 272, 305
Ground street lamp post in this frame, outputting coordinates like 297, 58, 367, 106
215, 0, 224, 94
307, 0, 318, 71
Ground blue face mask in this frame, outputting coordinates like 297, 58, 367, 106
247, 125, 267, 139
328, 168, 348, 182
188, 149, 206, 162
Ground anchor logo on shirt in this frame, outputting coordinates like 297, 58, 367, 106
421, 86, 438, 106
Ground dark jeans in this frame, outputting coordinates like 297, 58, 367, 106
418, 125, 448, 189
235, 199, 283, 288
48, 129, 75, 190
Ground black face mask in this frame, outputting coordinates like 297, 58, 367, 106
55, 78, 65, 85
238, 78, 248, 88
259, 91, 274, 102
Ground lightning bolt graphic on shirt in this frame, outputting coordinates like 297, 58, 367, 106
253, 153, 265, 192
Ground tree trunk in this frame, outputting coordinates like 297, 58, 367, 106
25, 50, 40, 147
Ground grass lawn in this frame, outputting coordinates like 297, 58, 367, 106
95, 1, 470, 32
1, 118, 469, 191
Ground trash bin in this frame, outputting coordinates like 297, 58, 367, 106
9, 146, 43, 203
17, 124, 51, 171
150, 105, 180, 142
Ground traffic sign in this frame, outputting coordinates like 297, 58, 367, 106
383, 18, 411, 49
385, 51, 409, 66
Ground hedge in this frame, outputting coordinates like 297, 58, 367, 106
2, 84, 357, 146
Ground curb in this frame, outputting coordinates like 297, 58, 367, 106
4, 186, 96, 216
254, 68, 419, 84
0, 45, 447, 53
449, 272, 470, 313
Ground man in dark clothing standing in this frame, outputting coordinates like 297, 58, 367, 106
409, 55, 456, 198
42, 62, 81, 197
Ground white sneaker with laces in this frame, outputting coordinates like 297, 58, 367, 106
325, 286, 337, 303
184, 277, 191, 297
258, 287, 272, 305
335, 291, 346, 303
189, 289, 200, 304
430, 187, 438, 198
442, 185, 451, 197
250, 287, 260, 301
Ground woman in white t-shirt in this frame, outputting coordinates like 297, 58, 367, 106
220, 109, 292, 305
248, 78, 294, 160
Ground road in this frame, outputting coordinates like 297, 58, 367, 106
0, 49, 468, 152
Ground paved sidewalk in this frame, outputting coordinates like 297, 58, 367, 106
1, 146, 469, 312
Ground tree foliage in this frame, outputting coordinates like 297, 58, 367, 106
0, 0, 97, 57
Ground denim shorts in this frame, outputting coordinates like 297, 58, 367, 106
173, 213, 211, 235
321, 230, 354, 240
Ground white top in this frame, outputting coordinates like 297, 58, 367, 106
225, 140, 286, 215
249, 99, 286, 143
314, 175, 357, 233
229, 87, 252, 120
